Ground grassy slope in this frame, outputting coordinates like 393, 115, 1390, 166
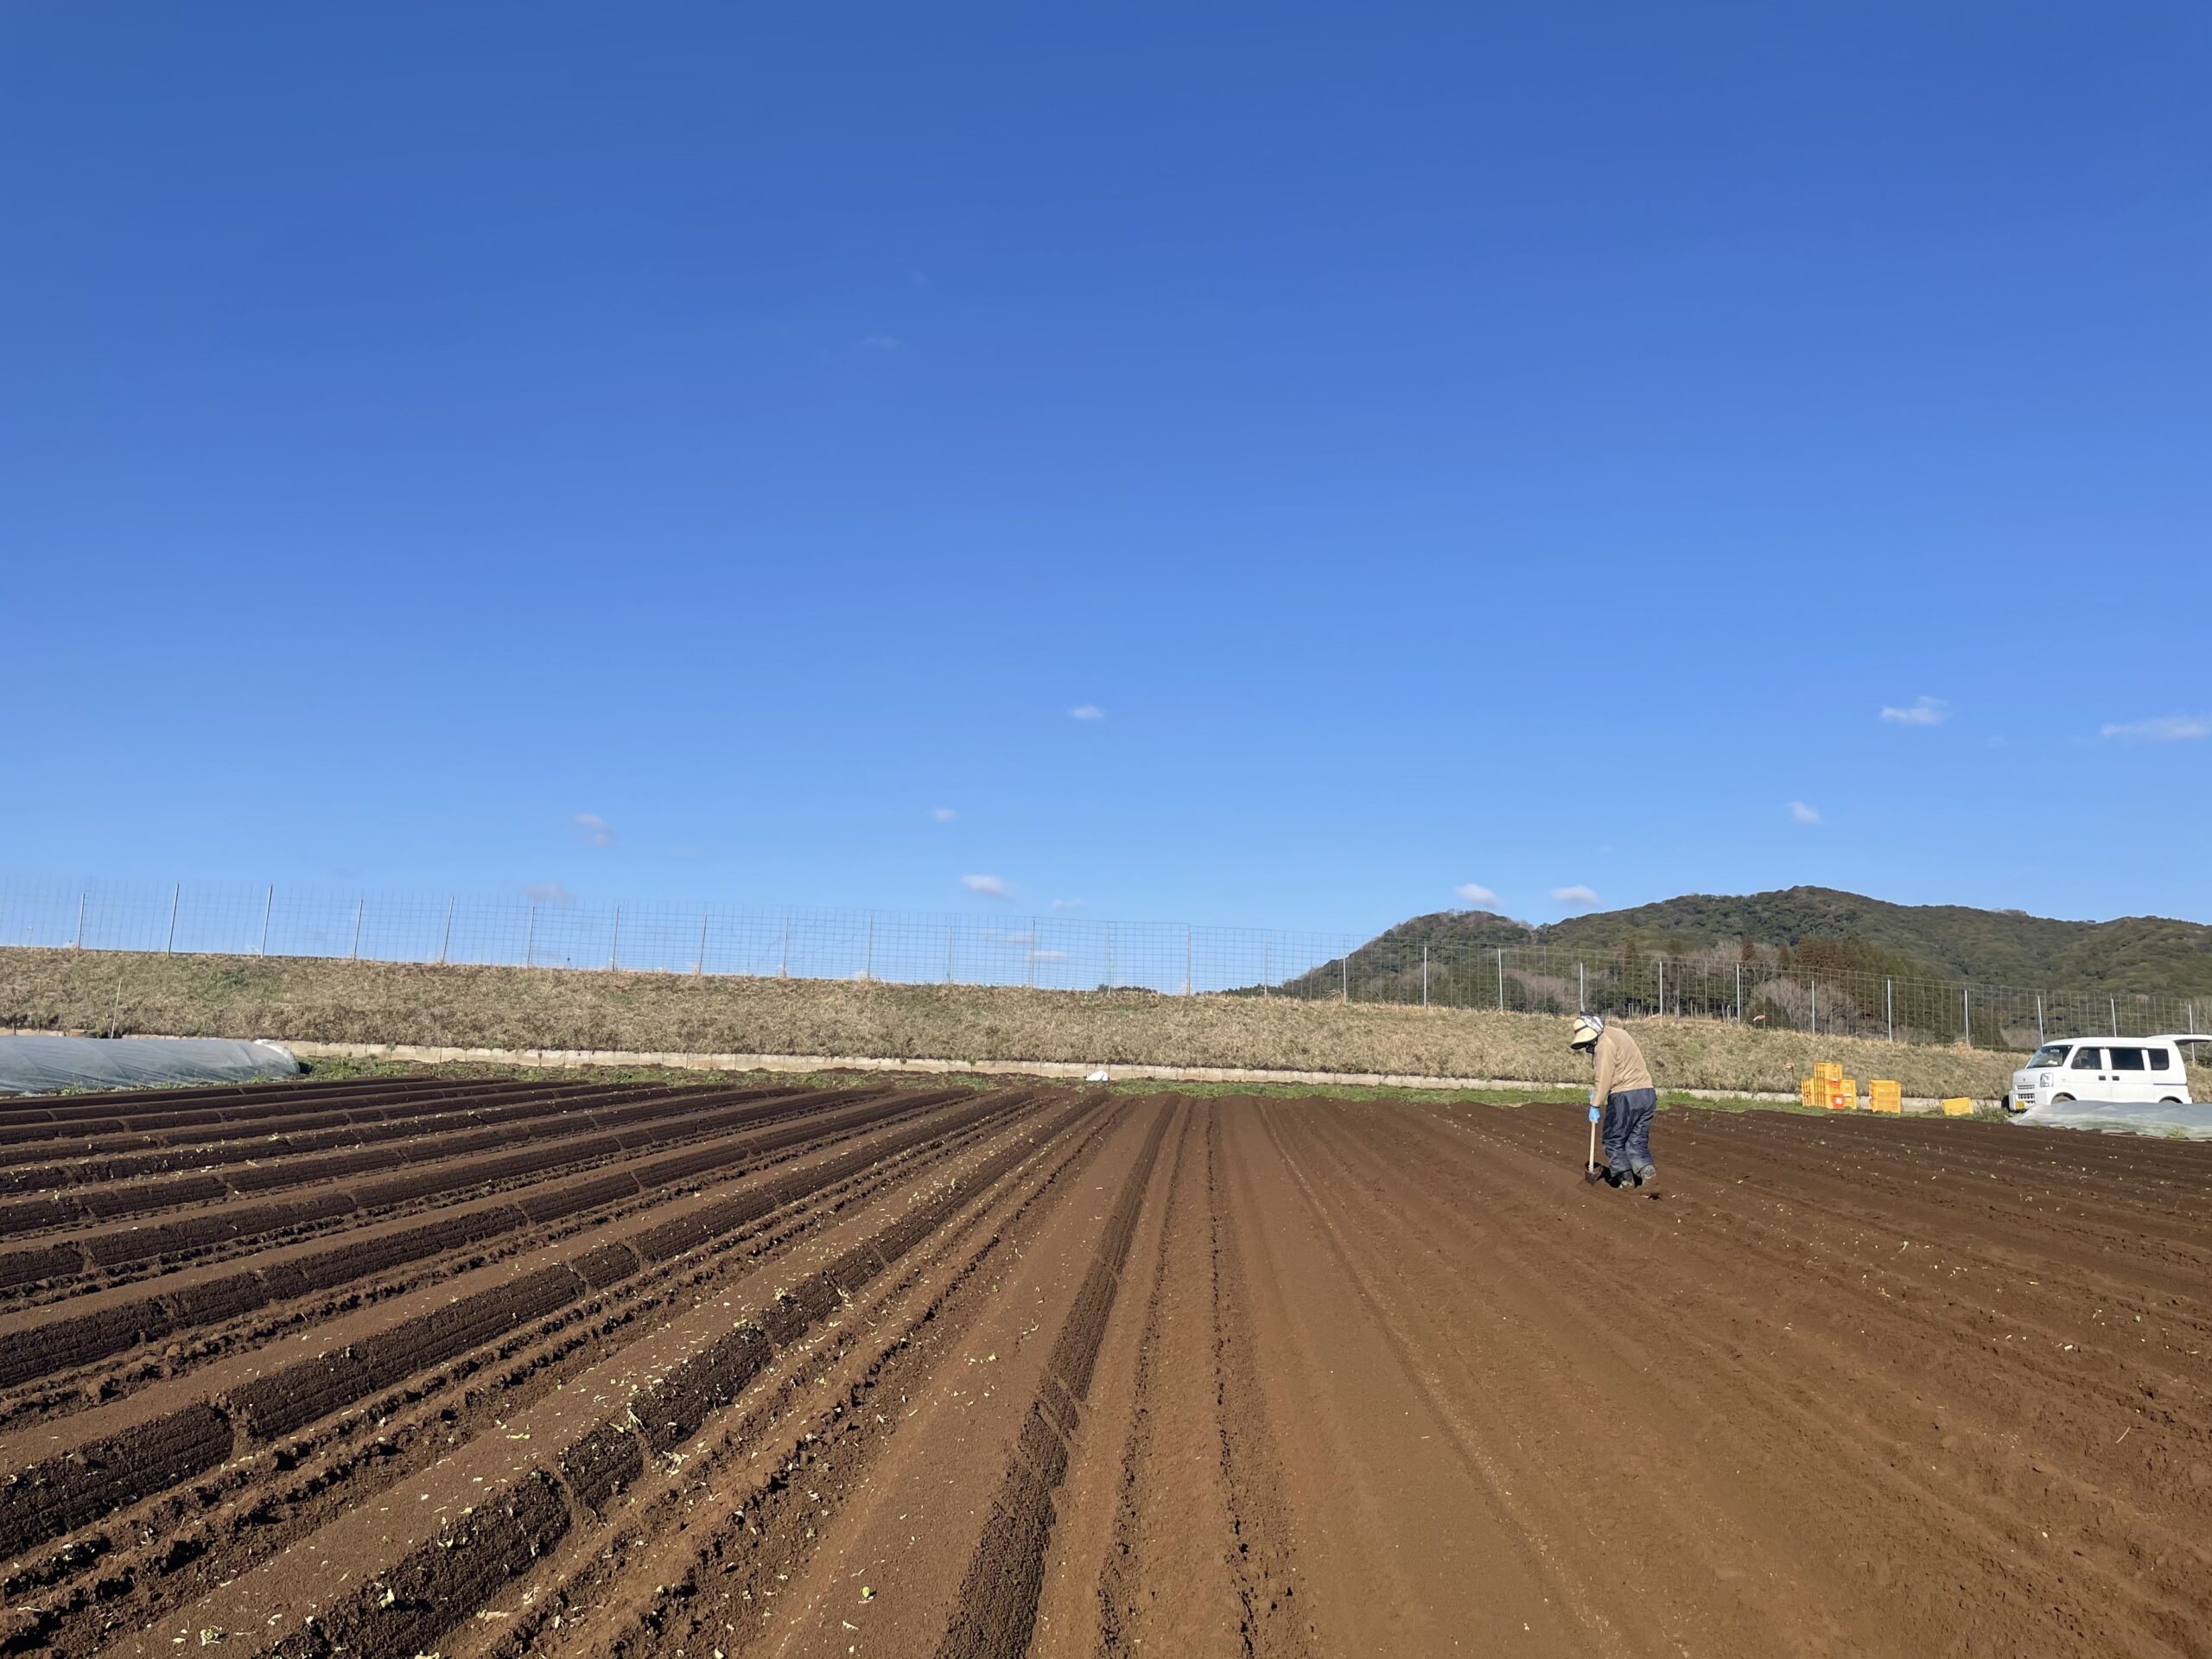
1, 947, 2139, 1100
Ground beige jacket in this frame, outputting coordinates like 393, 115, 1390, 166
1592, 1025, 1654, 1100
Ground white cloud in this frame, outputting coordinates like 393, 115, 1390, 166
1069, 704, 1104, 721
931, 806, 958, 823
521, 880, 575, 906
1453, 883, 1498, 907
1787, 801, 1821, 825
1879, 696, 1949, 728
2100, 715, 2209, 744
1029, 949, 1069, 963
960, 874, 1013, 899
573, 811, 614, 848
1050, 898, 1084, 910
1552, 885, 1600, 907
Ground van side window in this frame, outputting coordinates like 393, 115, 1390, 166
2145, 1049, 2171, 1071
2108, 1047, 2145, 1071
2071, 1046, 2103, 1070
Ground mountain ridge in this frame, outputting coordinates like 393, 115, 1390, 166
1343, 886, 2212, 995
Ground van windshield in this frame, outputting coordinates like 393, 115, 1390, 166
2028, 1043, 2072, 1067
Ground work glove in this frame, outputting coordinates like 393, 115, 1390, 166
1588, 1105, 1602, 1123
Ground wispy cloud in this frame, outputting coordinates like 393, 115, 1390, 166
521, 880, 575, 906
960, 874, 1013, 899
1879, 696, 1949, 728
1069, 704, 1104, 721
1050, 898, 1084, 911
1552, 885, 1599, 907
2100, 714, 2209, 744
1029, 949, 1068, 963
931, 806, 958, 823
1787, 801, 1821, 824
573, 811, 614, 848
1453, 882, 1498, 907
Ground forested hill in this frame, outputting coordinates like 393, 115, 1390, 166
1302, 887, 2212, 996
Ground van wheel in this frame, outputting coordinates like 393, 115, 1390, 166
2051, 1093, 2075, 1104
2160, 1096, 2183, 1105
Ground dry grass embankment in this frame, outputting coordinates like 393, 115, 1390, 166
0, 947, 2150, 1101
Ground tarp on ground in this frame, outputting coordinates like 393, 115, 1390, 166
2008, 1096, 2212, 1140
0, 1034, 302, 1096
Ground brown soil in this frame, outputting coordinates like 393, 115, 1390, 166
4, 1080, 2209, 1658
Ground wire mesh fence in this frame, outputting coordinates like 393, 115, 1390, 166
2, 874, 2205, 1052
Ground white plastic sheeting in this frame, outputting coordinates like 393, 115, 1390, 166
2008, 1096, 2212, 1140
0, 1035, 301, 1096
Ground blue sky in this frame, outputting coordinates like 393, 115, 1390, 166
4, 3, 2207, 935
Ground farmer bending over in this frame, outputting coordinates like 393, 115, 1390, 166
1572, 1014, 1658, 1192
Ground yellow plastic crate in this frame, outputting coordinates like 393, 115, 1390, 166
1839, 1077, 1857, 1109
1800, 1079, 1819, 1109
1869, 1080, 1902, 1114
1815, 1061, 1843, 1083
1940, 1096, 1974, 1116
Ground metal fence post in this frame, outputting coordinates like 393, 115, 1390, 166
866, 912, 877, 982
350, 898, 364, 962
1962, 985, 1971, 1046
2110, 996, 2119, 1038
1341, 948, 1349, 1004
1886, 977, 1894, 1043
1733, 961, 1741, 1020
1184, 927, 1193, 996
524, 904, 537, 968
260, 886, 274, 957
609, 906, 621, 972
779, 918, 790, 978
945, 920, 955, 985
2036, 992, 2044, 1042
1810, 975, 1817, 1036
1262, 939, 1270, 999
1496, 949, 1503, 1012
165, 883, 180, 955
1422, 944, 1428, 1008
1580, 961, 1587, 1014
438, 895, 454, 965
695, 913, 709, 979
1656, 957, 1664, 1018
74, 891, 86, 950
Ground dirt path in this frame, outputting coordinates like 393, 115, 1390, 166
6, 1083, 2210, 1658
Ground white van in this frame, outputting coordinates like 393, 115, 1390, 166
2007, 1035, 2203, 1111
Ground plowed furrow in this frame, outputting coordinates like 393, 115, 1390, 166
0, 1092, 1009, 1573
9, 1083, 2212, 1659
0, 1089, 961, 1408
99, 1101, 1101, 1659
932, 1105, 1173, 1659
7, 1096, 1040, 1656
0, 1086, 912, 1296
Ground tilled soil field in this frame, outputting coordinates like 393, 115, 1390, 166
3, 1079, 2209, 1658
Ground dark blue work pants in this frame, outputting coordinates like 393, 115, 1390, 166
1602, 1087, 1658, 1182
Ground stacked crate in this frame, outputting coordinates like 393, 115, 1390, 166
1868, 1079, 1902, 1114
